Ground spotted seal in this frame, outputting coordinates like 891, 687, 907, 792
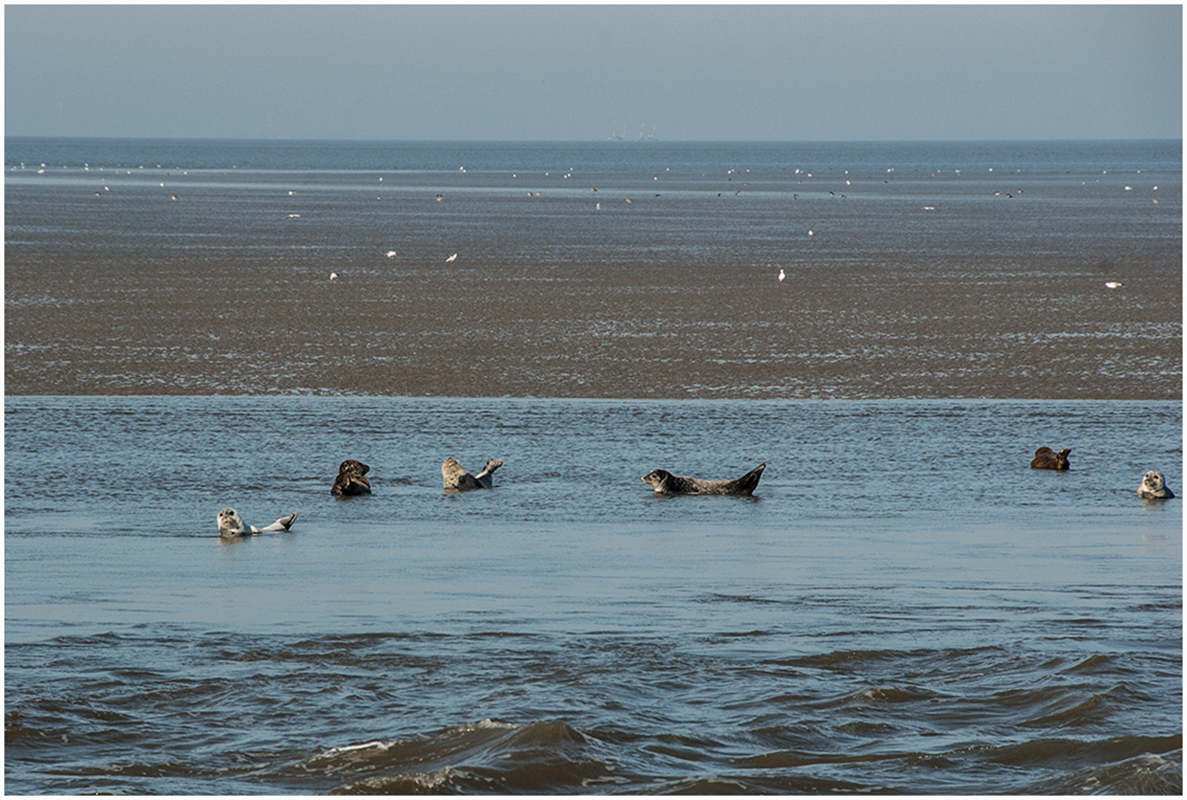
442, 457, 503, 491
1030, 447, 1071, 470
641, 462, 767, 496
332, 459, 372, 495
217, 508, 298, 538
1137, 470, 1175, 500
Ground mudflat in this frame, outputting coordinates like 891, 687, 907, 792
5, 255, 1180, 399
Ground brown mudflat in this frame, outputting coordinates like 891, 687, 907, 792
5, 255, 1180, 399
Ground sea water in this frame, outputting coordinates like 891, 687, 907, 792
4, 396, 1182, 794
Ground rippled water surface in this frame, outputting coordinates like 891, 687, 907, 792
4, 396, 1182, 794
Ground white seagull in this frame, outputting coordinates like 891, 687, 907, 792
1105, 281, 1124, 289
329, 272, 339, 281
385, 250, 397, 258
778, 269, 786, 283
445, 253, 458, 263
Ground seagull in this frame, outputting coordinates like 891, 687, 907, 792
445, 253, 458, 263
385, 250, 397, 258
1105, 281, 1124, 289
778, 269, 786, 283
329, 272, 339, 281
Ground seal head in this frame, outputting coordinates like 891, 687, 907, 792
332, 459, 372, 495
1138, 470, 1175, 500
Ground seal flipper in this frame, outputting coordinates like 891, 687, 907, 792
727, 462, 767, 496
474, 458, 503, 489
252, 512, 298, 533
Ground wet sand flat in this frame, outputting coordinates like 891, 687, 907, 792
5, 255, 1180, 399
6, 138, 1180, 399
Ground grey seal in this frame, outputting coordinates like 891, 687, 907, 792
641, 462, 767, 496
1138, 470, 1175, 500
332, 459, 372, 495
1030, 447, 1071, 470
442, 457, 503, 491
217, 508, 298, 538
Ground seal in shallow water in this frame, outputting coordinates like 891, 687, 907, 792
442, 457, 503, 491
1138, 470, 1175, 500
217, 508, 298, 538
641, 462, 767, 496
1030, 447, 1071, 470
332, 459, 372, 495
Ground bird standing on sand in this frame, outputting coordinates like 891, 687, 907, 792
385, 250, 397, 258
778, 269, 786, 283
1105, 281, 1124, 289
329, 272, 339, 281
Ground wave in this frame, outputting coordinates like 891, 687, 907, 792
1024, 747, 1183, 794
290, 719, 1184, 795
300, 719, 613, 794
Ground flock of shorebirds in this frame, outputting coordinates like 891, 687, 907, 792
329, 251, 1128, 291
216, 454, 1173, 539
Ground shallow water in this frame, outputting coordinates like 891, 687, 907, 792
4, 396, 1182, 794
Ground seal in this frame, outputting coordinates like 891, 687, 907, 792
1030, 447, 1071, 470
442, 457, 503, 491
1138, 470, 1175, 500
641, 462, 767, 496
217, 508, 298, 538
332, 459, 372, 495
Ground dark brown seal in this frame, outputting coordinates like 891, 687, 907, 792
641, 462, 767, 496
1030, 447, 1070, 470
442, 457, 503, 491
332, 459, 372, 495
1138, 470, 1175, 500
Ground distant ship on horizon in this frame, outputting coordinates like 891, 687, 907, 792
608, 124, 657, 142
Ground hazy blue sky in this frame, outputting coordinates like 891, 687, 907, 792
5, 4, 1182, 141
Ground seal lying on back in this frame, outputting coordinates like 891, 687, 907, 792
217, 508, 298, 538
1030, 447, 1071, 470
641, 462, 767, 496
442, 457, 503, 491
332, 459, 372, 495
1138, 470, 1175, 500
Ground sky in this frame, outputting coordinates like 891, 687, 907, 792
4, 3, 1182, 141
